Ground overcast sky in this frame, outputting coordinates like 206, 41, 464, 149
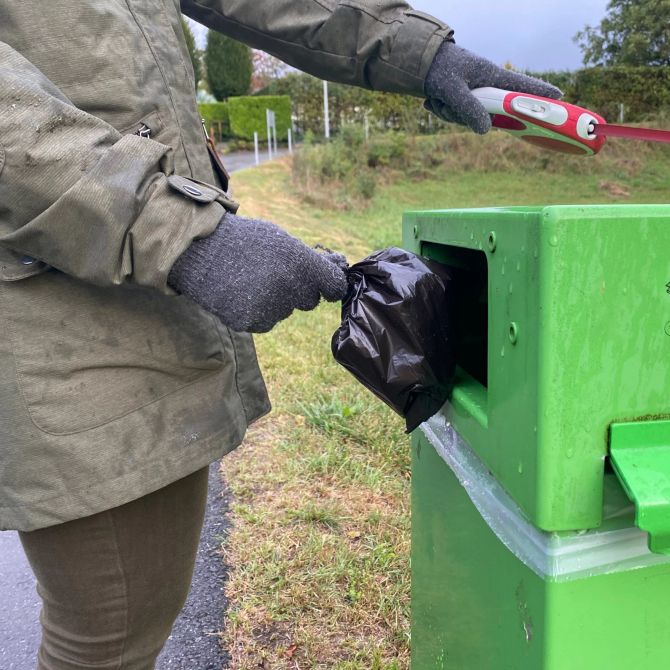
413, 0, 609, 70
188, 0, 610, 71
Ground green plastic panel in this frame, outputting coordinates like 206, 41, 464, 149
611, 420, 670, 554
403, 205, 670, 531
412, 433, 670, 670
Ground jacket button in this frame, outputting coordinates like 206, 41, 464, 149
183, 184, 203, 197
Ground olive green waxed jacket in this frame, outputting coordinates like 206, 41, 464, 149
0, 0, 451, 531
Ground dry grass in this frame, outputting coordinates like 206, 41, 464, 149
220, 158, 411, 669
217, 142, 670, 669
291, 127, 670, 211
221, 414, 410, 669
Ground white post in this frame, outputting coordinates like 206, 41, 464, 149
619, 103, 625, 123
273, 119, 278, 155
254, 131, 260, 165
323, 80, 330, 139
364, 113, 370, 142
266, 109, 272, 160
288, 128, 293, 154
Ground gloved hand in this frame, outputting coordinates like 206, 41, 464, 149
424, 41, 563, 134
168, 214, 349, 333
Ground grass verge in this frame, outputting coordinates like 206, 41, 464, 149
220, 135, 669, 669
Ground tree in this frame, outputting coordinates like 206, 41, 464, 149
181, 17, 201, 90
205, 31, 252, 100
575, 0, 670, 66
251, 50, 289, 93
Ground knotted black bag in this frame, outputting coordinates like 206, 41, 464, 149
332, 247, 457, 432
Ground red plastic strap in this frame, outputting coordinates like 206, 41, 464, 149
592, 124, 670, 143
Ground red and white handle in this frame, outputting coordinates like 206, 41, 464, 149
473, 87, 607, 156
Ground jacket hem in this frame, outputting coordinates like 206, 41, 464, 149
0, 414, 266, 532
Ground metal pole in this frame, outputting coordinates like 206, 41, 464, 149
364, 113, 370, 142
254, 131, 260, 165
323, 80, 330, 139
273, 115, 278, 155
288, 128, 293, 154
266, 109, 272, 160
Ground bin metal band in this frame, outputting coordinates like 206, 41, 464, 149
420, 413, 670, 582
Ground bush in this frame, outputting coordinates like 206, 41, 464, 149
198, 102, 230, 140
260, 72, 434, 136
524, 70, 577, 98
572, 66, 670, 121
523, 67, 670, 121
292, 124, 670, 210
227, 95, 292, 141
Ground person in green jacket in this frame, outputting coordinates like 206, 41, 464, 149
0, 1, 560, 667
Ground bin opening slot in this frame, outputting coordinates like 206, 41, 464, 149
421, 243, 488, 389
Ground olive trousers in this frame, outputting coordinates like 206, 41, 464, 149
18, 467, 209, 670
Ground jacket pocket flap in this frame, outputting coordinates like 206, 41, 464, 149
167, 175, 239, 213
0, 247, 50, 282
167, 175, 221, 203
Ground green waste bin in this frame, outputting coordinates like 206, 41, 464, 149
403, 205, 670, 669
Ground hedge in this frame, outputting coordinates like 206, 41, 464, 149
572, 67, 670, 122
198, 102, 230, 140
227, 95, 292, 141
260, 72, 433, 135
198, 96, 291, 141
525, 70, 576, 96
527, 67, 670, 121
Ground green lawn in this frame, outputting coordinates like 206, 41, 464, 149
219, 140, 669, 669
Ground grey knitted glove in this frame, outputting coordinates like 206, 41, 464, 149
425, 41, 563, 134
168, 214, 349, 333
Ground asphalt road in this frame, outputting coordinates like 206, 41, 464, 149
0, 463, 232, 670
157, 463, 232, 670
0, 150, 268, 669
0, 531, 41, 669
223, 147, 290, 174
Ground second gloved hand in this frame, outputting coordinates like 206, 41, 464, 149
425, 41, 563, 134
168, 214, 349, 333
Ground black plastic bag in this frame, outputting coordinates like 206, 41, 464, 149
332, 247, 456, 433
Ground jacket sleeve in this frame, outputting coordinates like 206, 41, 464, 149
0, 42, 232, 291
181, 0, 453, 97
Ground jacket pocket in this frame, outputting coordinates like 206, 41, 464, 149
1, 271, 230, 436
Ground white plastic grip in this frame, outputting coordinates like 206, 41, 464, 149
509, 96, 569, 126
471, 87, 508, 115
